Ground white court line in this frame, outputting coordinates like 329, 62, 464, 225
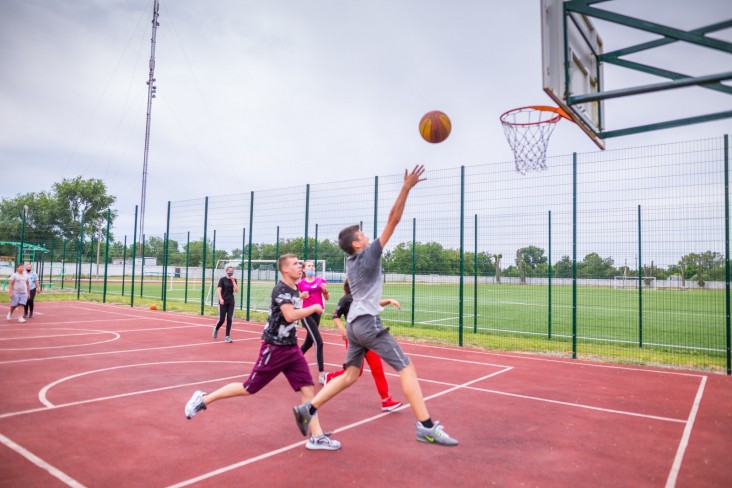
166, 370, 508, 488
0, 433, 86, 488
665, 375, 707, 488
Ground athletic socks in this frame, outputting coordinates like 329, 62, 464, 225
309, 404, 318, 416
420, 418, 434, 429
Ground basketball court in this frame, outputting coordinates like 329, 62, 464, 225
1, 301, 730, 487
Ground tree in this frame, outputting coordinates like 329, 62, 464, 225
553, 256, 573, 278
578, 252, 615, 279
51, 177, 117, 243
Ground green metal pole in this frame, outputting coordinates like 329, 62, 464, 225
374, 176, 379, 240
61, 239, 67, 290
459, 166, 465, 347
246, 192, 254, 320
572, 153, 577, 359
103, 209, 110, 303
210, 230, 217, 307
474, 214, 478, 334
200, 197, 209, 316
121, 236, 126, 296
184, 231, 190, 304
88, 235, 93, 292
548, 210, 552, 339
77, 210, 85, 300
314, 224, 319, 270
411, 218, 416, 327
140, 234, 145, 298
275, 226, 280, 283
130, 207, 138, 307
304, 184, 310, 261
638, 204, 643, 348
18, 206, 27, 266
240, 228, 246, 309
163, 201, 171, 310
724, 134, 730, 375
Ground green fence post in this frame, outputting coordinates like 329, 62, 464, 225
240, 227, 246, 309
304, 184, 310, 260
548, 210, 552, 339
184, 231, 190, 303
210, 230, 217, 306
572, 153, 577, 359
638, 204, 643, 348
163, 201, 171, 310
77, 210, 85, 300
18, 206, 27, 266
374, 176, 379, 240
275, 226, 280, 283
88, 235, 94, 292
130, 206, 138, 307
459, 165, 465, 347
411, 218, 416, 327
246, 192, 254, 320
314, 224, 319, 268
140, 234, 145, 298
61, 239, 67, 290
724, 134, 730, 375
103, 209, 110, 303
474, 213, 478, 334
200, 197, 209, 316
121, 236, 127, 296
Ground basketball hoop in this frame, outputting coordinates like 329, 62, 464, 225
500, 105, 572, 174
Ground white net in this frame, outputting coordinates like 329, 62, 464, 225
500, 106, 566, 174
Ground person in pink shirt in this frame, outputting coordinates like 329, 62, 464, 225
297, 260, 329, 385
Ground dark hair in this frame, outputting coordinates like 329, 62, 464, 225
278, 253, 297, 271
343, 278, 351, 295
338, 224, 361, 255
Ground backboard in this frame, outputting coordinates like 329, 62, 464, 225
541, 0, 605, 149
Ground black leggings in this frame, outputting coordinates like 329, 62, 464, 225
301, 314, 324, 372
214, 301, 235, 336
24, 289, 37, 316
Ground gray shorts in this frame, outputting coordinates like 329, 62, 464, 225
344, 315, 410, 372
10, 293, 28, 307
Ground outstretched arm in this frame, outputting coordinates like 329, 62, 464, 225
379, 165, 426, 249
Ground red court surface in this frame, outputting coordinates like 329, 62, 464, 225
1, 301, 731, 487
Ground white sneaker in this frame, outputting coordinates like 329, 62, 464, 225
306, 433, 342, 451
184, 390, 207, 419
319, 372, 326, 385
18, 317, 26, 323
6, 312, 11, 321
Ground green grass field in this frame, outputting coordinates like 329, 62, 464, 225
28, 277, 731, 372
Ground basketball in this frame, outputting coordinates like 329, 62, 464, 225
149, 304, 157, 310
419, 111, 451, 143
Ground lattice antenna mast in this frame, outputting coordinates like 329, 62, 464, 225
139, 0, 160, 242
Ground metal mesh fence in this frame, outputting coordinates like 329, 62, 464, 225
3, 136, 729, 373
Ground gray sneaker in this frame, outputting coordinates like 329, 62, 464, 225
416, 421, 458, 446
306, 433, 341, 451
293, 401, 313, 436
225, 336, 232, 343
185, 390, 207, 419
212, 327, 218, 339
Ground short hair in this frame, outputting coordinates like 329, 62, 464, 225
278, 253, 298, 271
225, 265, 235, 272
338, 224, 361, 255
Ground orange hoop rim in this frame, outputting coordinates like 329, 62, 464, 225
499, 105, 573, 126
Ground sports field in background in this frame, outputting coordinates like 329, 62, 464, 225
40, 278, 727, 372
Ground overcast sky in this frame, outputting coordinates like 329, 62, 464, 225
1, 0, 730, 237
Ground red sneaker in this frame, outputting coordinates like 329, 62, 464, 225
381, 398, 402, 412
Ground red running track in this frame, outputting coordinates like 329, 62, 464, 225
0, 301, 730, 487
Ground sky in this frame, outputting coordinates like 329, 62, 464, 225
1, 0, 730, 238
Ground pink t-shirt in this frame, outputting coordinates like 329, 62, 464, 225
296, 276, 327, 309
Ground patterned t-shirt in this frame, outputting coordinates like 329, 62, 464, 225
261, 281, 302, 346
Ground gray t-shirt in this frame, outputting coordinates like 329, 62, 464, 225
11, 272, 29, 295
346, 239, 384, 322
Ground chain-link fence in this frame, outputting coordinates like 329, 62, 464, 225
3, 136, 729, 373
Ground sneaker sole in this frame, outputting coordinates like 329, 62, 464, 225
416, 437, 459, 447
305, 442, 342, 451
382, 403, 402, 412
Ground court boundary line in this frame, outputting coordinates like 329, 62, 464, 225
0, 432, 86, 488
665, 375, 707, 487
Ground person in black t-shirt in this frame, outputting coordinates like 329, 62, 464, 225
213, 266, 239, 342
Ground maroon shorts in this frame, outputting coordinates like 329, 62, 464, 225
243, 341, 314, 394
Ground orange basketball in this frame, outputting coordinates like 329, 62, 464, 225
419, 111, 451, 143
149, 304, 158, 310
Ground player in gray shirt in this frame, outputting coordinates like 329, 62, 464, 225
293, 165, 458, 447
